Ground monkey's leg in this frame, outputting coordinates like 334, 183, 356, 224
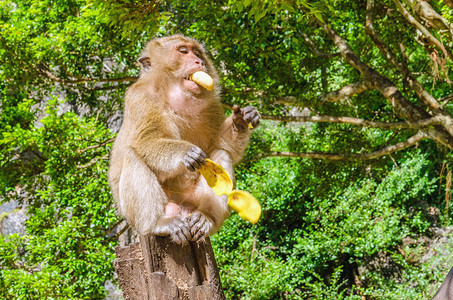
186, 149, 233, 242
187, 184, 230, 242
119, 150, 191, 244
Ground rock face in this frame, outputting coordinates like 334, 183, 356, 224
105, 276, 123, 300
356, 226, 453, 290
0, 198, 123, 299
107, 111, 123, 134
421, 227, 453, 269
0, 200, 27, 236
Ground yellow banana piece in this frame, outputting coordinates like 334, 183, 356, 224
228, 190, 261, 224
198, 159, 261, 224
188, 71, 214, 91
198, 159, 233, 196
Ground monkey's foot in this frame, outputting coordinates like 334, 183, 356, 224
187, 211, 213, 242
154, 217, 191, 245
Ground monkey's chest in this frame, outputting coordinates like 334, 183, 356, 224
179, 121, 218, 150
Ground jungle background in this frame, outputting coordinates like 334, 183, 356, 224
2, 0, 453, 299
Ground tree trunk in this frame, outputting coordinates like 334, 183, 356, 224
113, 234, 226, 300
431, 266, 453, 300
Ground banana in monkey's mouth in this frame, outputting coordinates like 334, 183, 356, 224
187, 71, 214, 91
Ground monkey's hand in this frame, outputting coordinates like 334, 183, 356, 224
187, 211, 213, 243
182, 146, 207, 172
232, 105, 261, 132
153, 217, 192, 244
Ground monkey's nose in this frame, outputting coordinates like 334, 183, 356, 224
195, 60, 204, 67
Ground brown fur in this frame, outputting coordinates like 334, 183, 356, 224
108, 35, 258, 243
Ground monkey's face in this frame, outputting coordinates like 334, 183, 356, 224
173, 42, 208, 95
139, 36, 216, 96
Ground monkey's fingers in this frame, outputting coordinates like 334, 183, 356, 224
190, 222, 203, 240
172, 231, 189, 244
185, 157, 202, 170
232, 109, 249, 132
183, 159, 196, 172
183, 146, 207, 171
172, 222, 192, 244
188, 146, 206, 160
181, 224, 192, 241
188, 71, 214, 91
187, 211, 202, 229
191, 227, 207, 242
186, 211, 212, 242
243, 108, 261, 129
191, 220, 210, 242
247, 115, 260, 129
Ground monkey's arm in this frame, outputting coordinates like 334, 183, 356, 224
123, 95, 207, 177
131, 135, 206, 179
217, 105, 260, 164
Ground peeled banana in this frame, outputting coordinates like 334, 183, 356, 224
198, 159, 261, 224
188, 71, 214, 91
228, 190, 261, 224
198, 159, 233, 196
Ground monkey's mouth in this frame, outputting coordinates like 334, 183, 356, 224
183, 78, 204, 95
184, 76, 203, 92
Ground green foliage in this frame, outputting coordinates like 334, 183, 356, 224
0, 98, 118, 298
214, 146, 442, 299
91, 0, 165, 40
1, 0, 453, 299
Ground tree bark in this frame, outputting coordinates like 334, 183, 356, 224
113, 234, 226, 300
432, 266, 453, 300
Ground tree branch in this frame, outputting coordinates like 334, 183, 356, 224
76, 153, 109, 169
366, 0, 453, 139
224, 81, 368, 108
260, 114, 445, 129
37, 65, 137, 85
402, 0, 453, 41
440, 94, 453, 108
249, 132, 427, 162
76, 138, 115, 154
392, 0, 452, 60
319, 21, 427, 121
366, 0, 442, 110
112, 222, 130, 241
317, 17, 453, 148
318, 81, 369, 103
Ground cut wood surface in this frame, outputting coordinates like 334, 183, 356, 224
113, 234, 225, 300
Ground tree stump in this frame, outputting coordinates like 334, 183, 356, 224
113, 234, 226, 300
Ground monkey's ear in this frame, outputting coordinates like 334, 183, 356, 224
138, 56, 151, 72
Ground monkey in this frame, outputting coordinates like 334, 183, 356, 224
108, 34, 260, 244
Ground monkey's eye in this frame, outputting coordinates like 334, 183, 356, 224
193, 49, 203, 58
178, 46, 189, 54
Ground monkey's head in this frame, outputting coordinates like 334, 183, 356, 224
138, 34, 220, 96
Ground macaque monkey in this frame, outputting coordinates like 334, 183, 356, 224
108, 35, 260, 244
